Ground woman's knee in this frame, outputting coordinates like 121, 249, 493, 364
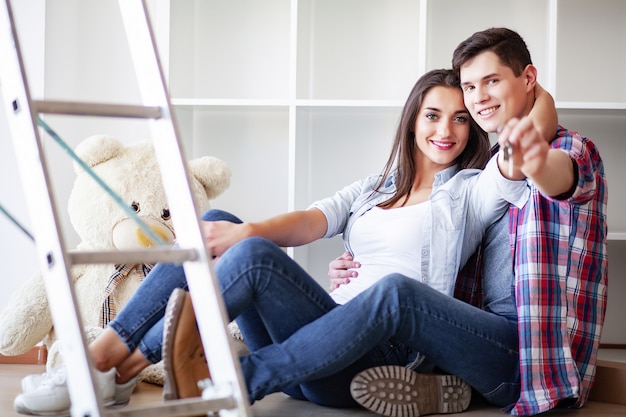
201, 208, 243, 223
225, 236, 282, 261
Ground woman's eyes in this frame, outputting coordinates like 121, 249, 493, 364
425, 113, 468, 123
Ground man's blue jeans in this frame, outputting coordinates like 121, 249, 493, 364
109, 209, 520, 408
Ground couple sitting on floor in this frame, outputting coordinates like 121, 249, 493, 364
14, 27, 606, 417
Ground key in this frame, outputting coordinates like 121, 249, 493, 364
502, 141, 513, 177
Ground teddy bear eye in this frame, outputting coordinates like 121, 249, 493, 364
131, 202, 141, 213
162, 209, 171, 221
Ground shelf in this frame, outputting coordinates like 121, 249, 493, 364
296, 0, 421, 101
171, 98, 405, 109
598, 348, 626, 363
171, 98, 290, 109
556, 102, 626, 111
556, 0, 626, 103
608, 233, 626, 242
167, 0, 291, 100
170, 99, 626, 112
426, 0, 550, 78
295, 99, 404, 109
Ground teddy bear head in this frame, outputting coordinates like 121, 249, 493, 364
68, 135, 231, 251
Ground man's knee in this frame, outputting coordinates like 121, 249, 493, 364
383, 273, 421, 290
371, 273, 421, 299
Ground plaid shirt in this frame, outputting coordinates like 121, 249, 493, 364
455, 126, 608, 415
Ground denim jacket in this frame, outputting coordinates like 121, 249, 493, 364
309, 156, 529, 296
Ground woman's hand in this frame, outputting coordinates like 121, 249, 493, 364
328, 251, 360, 291
201, 220, 251, 259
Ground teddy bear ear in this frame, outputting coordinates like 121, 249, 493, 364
73, 135, 125, 174
188, 156, 231, 200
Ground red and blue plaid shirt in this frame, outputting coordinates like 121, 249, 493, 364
455, 126, 608, 415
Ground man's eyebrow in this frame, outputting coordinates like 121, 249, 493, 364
461, 72, 499, 86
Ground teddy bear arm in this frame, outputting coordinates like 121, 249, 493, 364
0, 272, 54, 355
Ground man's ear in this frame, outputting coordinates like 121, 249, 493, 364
522, 64, 538, 93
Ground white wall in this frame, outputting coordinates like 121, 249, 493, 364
0, 0, 151, 312
0, 0, 45, 311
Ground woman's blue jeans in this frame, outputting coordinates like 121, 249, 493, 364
109, 209, 520, 408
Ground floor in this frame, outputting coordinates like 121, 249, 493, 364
1, 364, 626, 417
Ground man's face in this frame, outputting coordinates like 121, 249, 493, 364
459, 51, 531, 133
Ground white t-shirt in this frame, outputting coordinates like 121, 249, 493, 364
330, 202, 428, 304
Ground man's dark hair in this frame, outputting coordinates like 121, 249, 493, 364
452, 27, 532, 77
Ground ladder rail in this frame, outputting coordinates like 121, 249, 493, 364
33, 100, 162, 119
107, 396, 236, 417
1, 0, 252, 415
0, 1, 108, 415
119, 2, 252, 415
69, 248, 198, 266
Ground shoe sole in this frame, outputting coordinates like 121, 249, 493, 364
162, 288, 211, 401
350, 366, 471, 417
162, 288, 186, 401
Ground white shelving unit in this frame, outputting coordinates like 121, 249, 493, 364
5, 0, 617, 348
147, 0, 626, 345
152, 1, 624, 273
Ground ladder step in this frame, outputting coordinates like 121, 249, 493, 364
69, 248, 198, 265
104, 396, 237, 417
33, 100, 162, 119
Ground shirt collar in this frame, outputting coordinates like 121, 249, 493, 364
433, 165, 459, 186
389, 164, 459, 188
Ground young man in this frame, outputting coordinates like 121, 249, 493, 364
464, 28, 607, 414
339, 27, 607, 416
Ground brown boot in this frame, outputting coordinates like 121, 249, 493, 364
162, 288, 211, 400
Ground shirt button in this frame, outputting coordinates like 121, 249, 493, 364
422, 250, 428, 256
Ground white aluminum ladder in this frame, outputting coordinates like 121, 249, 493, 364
0, 1, 251, 416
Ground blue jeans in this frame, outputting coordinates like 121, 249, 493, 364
110, 209, 520, 408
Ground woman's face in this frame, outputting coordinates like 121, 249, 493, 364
414, 86, 471, 170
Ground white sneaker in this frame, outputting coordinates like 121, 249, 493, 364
14, 366, 116, 416
21, 372, 46, 394
109, 376, 138, 408
21, 370, 137, 408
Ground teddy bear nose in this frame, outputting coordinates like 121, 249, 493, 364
112, 218, 175, 250
136, 226, 170, 248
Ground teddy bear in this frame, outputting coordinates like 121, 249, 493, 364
0, 134, 234, 384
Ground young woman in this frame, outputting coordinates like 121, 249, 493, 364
14, 68, 556, 416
